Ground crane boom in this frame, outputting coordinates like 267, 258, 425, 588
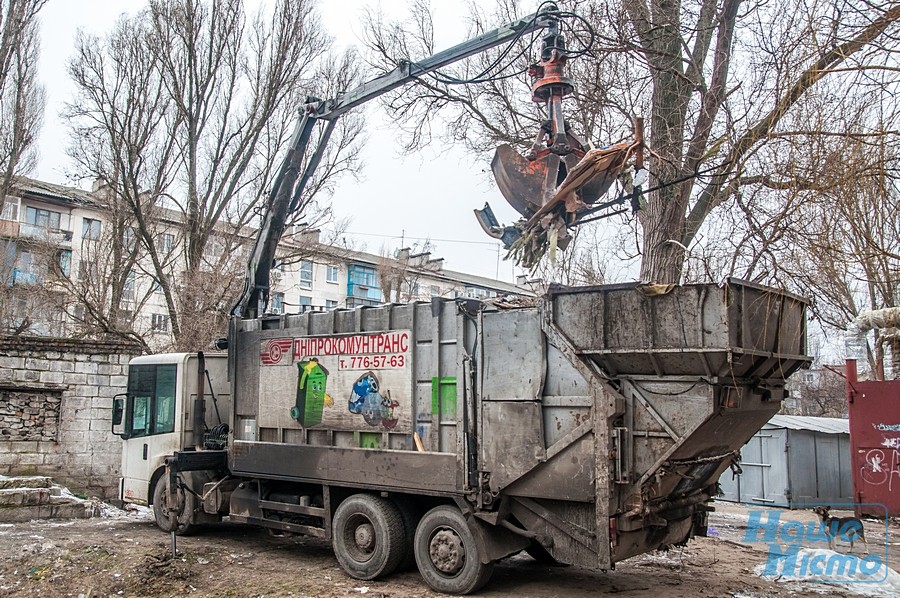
232, 5, 561, 320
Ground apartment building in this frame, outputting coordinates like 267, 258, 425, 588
0, 177, 528, 345
268, 241, 526, 315
0, 178, 99, 335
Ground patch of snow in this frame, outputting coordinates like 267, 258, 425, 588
755, 547, 900, 597
96, 501, 152, 521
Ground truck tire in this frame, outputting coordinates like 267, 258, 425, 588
332, 494, 407, 580
152, 476, 196, 535
391, 496, 420, 571
414, 505, 494, 595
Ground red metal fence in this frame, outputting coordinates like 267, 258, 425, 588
846, 359, 900, 517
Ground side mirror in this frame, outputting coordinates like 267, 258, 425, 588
112, 393, 128, 438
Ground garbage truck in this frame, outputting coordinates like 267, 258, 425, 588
113, 280, 809, 593
110, 4, 811, 594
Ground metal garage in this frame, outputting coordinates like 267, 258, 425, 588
718, 415, 852, 508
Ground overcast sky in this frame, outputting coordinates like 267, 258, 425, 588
34, 0, 534, 282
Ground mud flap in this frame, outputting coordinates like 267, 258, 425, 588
466, 515, 530, 565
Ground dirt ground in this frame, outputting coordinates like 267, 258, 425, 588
0, 501, 896, 598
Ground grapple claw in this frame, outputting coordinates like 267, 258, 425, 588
473, 202, 522, 249
491, 145, 546, 218
477, 10, 645, 269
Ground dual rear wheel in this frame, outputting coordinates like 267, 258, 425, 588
414, 505, 495, 594
332, 496, 493, 594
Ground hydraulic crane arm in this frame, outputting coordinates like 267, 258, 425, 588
233, 4, 562, 320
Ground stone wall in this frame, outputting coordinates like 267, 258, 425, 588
0, 336, 142, 498
0, 387, 63, 441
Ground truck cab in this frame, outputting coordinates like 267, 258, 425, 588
112, 352, 231, 506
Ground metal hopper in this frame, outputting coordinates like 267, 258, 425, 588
521, 279, 812, 562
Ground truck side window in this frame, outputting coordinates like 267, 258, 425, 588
153, 366, 177, 434
132, 396, 151, 436
127, 364, 177, 438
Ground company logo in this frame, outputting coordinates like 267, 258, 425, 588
745, 504, 890, 585
260, 338, 293, 365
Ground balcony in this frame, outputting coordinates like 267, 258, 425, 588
348, 285, 382, 301
0, 219, 18, 238
18, 223, 74, 248
12, 268, 41, 285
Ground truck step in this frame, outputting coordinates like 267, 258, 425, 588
258, 498, 325, 518
229, 514, 327, 538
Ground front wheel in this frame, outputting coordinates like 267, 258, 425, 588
152, 475, 196, 535
414, 505, 494, 595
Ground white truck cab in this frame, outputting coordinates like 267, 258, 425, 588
112, 352, 230, 506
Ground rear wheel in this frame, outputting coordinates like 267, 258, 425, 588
414, 505, 494, 595
391, 496, 420, 571
152, 475, 196, 535
332, 494, 407, 580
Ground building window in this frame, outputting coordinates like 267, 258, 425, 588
430, 285, 440, 297
122, 272, 136, 302
1, 198, 19, 221
82, 217, 102, 240
326, 299, 338, 308
299, 260, 313, 289
326, 265, 339, 284
347, 265, 381, 302
12, 250, 38, 284
123, 227, 137, 251
26, 206, 61, 230
57, 250, 72, 277
151, 313, 169, 332
271, 292, 285, 314
159, 233, 174, 254
346, 296, 381, 308
348, 265, 377, 287
207, 237, 224, 257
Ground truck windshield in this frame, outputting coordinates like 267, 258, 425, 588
127, 364, 177, 438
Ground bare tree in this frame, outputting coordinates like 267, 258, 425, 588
0, 235, 63, 336
46, 188, 152, 350
704, 87, 900, 377
66, 0, 364, 350
0, 0, 46, 209
377, 242, 440, 303
0, 0, 48, 336
784, 365, 848, 417
363, 0, 900, 283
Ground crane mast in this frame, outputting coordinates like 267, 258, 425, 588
232, 5, 562, 320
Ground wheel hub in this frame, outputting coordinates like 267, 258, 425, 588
430, 529, 465, 574
354, 523, 376, 552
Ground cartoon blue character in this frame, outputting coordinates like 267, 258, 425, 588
349, 373, 378, 414
348, 371, 399, 428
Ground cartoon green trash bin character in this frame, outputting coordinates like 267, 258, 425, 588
291, 358, 332, 427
